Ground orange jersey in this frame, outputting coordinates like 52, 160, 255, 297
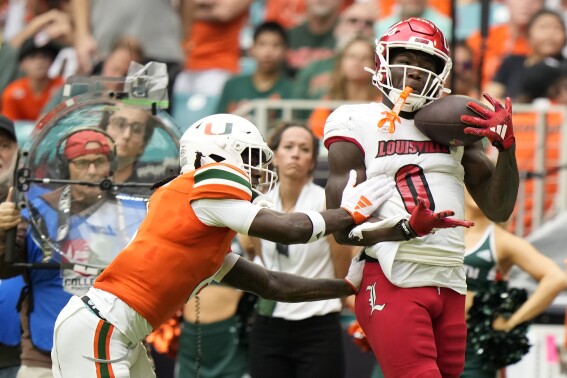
94, 163, 253, 329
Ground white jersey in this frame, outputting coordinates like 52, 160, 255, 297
324, 102, 467, 294
259, 181, 342, 320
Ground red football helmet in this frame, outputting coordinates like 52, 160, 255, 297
367, 17, 452, 112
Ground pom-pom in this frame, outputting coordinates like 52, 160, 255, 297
467, 281, 531, 369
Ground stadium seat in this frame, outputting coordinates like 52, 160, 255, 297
171, 92, 220, 132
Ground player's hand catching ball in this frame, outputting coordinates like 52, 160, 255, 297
461, 92, 515, 151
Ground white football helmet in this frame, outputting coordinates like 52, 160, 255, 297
179, 114, 277, 193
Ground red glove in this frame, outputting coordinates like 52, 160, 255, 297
347, 320, 372, 353
461, 92, 515, 151
408, 197, 474, 237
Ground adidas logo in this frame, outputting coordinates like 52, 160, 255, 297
355, 196, 372, 211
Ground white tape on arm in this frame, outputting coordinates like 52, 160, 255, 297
213, 252, 241, 282
348, 215, 406, 240
303, 211, 326, 243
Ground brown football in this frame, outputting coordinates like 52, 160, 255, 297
414, 95, 488, 147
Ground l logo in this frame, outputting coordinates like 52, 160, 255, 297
366, 283, 386, 315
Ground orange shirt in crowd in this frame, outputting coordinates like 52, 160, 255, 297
265, 0, 307, 28
184, 12, 248, 74
1, 76, 63, 121
265, 0, 354, 29
466, 24, 531, 89
378, 0, 451, 18
309, 95, 382, 138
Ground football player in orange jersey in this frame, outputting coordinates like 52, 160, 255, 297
47, 113, 397, 378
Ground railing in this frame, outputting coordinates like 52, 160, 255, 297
234, 99, 567, 237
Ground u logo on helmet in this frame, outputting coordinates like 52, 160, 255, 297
203, 122, 233, 136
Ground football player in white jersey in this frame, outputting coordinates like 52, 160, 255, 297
323, 18, 519, 378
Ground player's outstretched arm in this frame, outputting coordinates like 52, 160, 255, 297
349, 196, 474, 243
248, 170, 394, 244
324, 142, 407, 245
219, 252, 365, 301
461, 93, 519, 222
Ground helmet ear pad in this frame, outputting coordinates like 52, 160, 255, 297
55, 127, 118, 179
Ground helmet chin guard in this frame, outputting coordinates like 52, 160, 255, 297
365, 17, 452, 112
179, 114, 277, 194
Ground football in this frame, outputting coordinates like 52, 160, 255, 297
414, 95, 488, 147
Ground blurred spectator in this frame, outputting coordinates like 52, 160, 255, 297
467, 0, 545, 89
265, 0, 308, 28
489, 8, 566, 236
0, 129, 146, 378
71, 0, 183, 75
41, 36, 146, 115
547, 68, 567, 104
455, 0, 508, 41
285, 0, 343, 77
487, 9, 566, 103
378, 0, 451, 19
292, 1, 376, 101
216, 21, 292, 124
1, 35, 63, 121
248, 122, 353, 378
264, 0, 354, 29
0, 8, 71, 98
308, 36, 378, 138
375, 0, 452, 39
98, 104, 155, 185
92, 37, 144, 77
0, 115, 22, 378
447, 40, 479, 98
174, 0, 252, 96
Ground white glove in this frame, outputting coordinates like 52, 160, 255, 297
344, 251, 365, 293
340, 171, 395, 224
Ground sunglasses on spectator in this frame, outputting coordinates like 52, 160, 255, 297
346, 17, 374, 28
108, 116, 146, 137
70, 157, 110, 170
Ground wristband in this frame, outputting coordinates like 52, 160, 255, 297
303, 211, 326, 243
398, 219, 417, 241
